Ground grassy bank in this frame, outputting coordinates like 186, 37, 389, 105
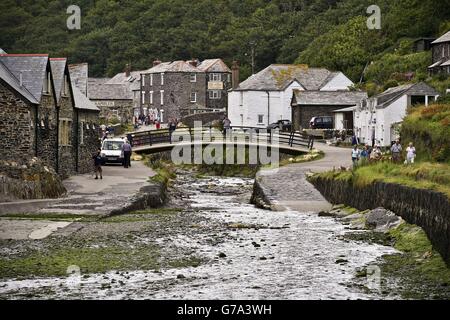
382, 222, 450, 299
318, 161, 450, 200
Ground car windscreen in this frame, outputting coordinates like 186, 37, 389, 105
102, 141, 123, 151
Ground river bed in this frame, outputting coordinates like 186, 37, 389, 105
0, 171, 400, 299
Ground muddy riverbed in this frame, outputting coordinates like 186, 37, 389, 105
0, 170, 401, 299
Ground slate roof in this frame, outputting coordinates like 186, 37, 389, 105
0, 59, 38, 104
432, 30, 450, 44
0, 54, 49, 102
234, 64, 339, 91
88, 77, 132, 100
69, 63, 88, 96
50, 58, 67, 103
292, 90, 367, 106
374, 82, 440, 109
106, 70, 143, 92
143, 61, 201, 73
72, 85, 99, 111
197, 59, 231, 73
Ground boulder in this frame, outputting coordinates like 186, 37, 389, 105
365, 207, 403, 233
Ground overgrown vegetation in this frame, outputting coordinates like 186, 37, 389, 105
401, 104, 450, 163
1, 0, 448, 88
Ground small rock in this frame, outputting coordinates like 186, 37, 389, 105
335, 259, 348, 264
252, 241, 261, 248
177, 274, 186, 279
259, 257, 267, 260
318, 211, 335, 217
218, 252, 227, 258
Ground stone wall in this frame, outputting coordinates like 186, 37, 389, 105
0, 82, 36, 162
36, 93, 58, 170
95, 99, 133, 124
0, 158, 66, 202
58, 92, 76, 179
143, 72, 207, 122
205, 72, 231, 110
77, 110, 101, 174
309, 175, 450, 265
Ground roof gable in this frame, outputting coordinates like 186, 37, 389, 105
50, 58, 68, 103
375, 82, 439, 108
432, 30, 450, 44
0, 60, 38, 104
0, 54, 49, 101
197, 59, 231, 73
69, 63, 88, 96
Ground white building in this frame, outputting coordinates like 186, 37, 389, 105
228, 64, 354, 128
354, 82, 440, 147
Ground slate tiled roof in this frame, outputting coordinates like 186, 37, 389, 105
0, 54, 49, 102
50, 58, 67, 103
292, 90, 367, 106
69, 63, 88, 96
432, 30, 450, 44
143, 61, 201, 73
197, 59, 231, 73
88, 77, 132, 100
106, 70, 143, 92
374, 82, 439, 109
73, 85, 99, 111
234, 64, 336, 91
0, 59, 38, 104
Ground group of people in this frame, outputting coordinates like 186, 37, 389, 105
134, 114, 162, 129
351, 139, 416, 167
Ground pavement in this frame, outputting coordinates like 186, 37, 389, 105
257, 142, 352, 213
0, 161, 155, 240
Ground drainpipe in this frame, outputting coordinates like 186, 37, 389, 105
265, 91, 270, 125
34, 105, 38, 157
75, 109, 79, 173
55, 107, 59, 174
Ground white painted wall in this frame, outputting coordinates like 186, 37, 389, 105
334, 113, 344, 130
228, 81, 303, 128
320, 72, 353, 91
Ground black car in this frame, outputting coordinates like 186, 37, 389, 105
267, 120, 292, 131
309, 116, 334, 129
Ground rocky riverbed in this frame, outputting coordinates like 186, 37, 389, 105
0, 169, 412, 299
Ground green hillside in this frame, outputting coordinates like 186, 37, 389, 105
1, 0, 449, 90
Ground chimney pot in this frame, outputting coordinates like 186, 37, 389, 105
153, 59, 161, 67
125, 63, 131, 77
188, 59, 198, 67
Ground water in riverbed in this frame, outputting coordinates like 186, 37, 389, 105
0, 175, 399, 299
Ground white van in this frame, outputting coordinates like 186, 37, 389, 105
101, 138, 126, 164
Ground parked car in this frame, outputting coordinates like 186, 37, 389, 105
309, 116, 334, 129
267, 120, 292, 131
101, 138, 126, 165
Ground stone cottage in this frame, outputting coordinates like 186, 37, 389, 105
428, 30, 450, 75
0, 54, 100, 179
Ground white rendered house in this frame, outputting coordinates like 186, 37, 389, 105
228, 64, 354, 128
354, 82, 440, 147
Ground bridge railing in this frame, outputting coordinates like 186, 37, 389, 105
130, 126, 310, 149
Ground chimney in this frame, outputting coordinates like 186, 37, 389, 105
188, 58, 198, 67
153, 59, 161, 67
231, 60, 240, 89
124, 63, 131, 77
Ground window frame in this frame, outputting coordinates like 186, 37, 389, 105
190, 73, 197, 82
257, 114, 264, 124
190, 92, 197, 103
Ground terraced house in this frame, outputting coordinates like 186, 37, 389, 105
140, 59, 231, 122
0, 54, 100, 178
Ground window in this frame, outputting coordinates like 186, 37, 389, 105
257, 114, 264, 124
142, 75, 145, 86
63, 75, 69, 96
150, 74, 153, 86
209, 90, 221, 99
80, 122, 84, 145
239, 92, 243, 106
190, 73, 197, 82
150, 91, 153, 104
58, 120, 71, 146
160, 90, 164, 105
161, 73, 164, 85
211, 73, 221, 81
142, 91, 146, 104
190, 92, 197, 103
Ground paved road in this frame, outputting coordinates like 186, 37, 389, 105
0, 161, 155, 240
257, 143, 351, 212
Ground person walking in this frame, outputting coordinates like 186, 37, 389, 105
168, 119, 177, 143
391, 140, 402, 164
359, 145, 369, 165
223, 116, 231, 134
122, 139, 132, 168
405, 142, 416, 165
92, 148, 103, 180
351, 145, 360, 167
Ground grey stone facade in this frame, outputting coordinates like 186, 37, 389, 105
76, 109, 101, 174
0, 82, 36, 161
